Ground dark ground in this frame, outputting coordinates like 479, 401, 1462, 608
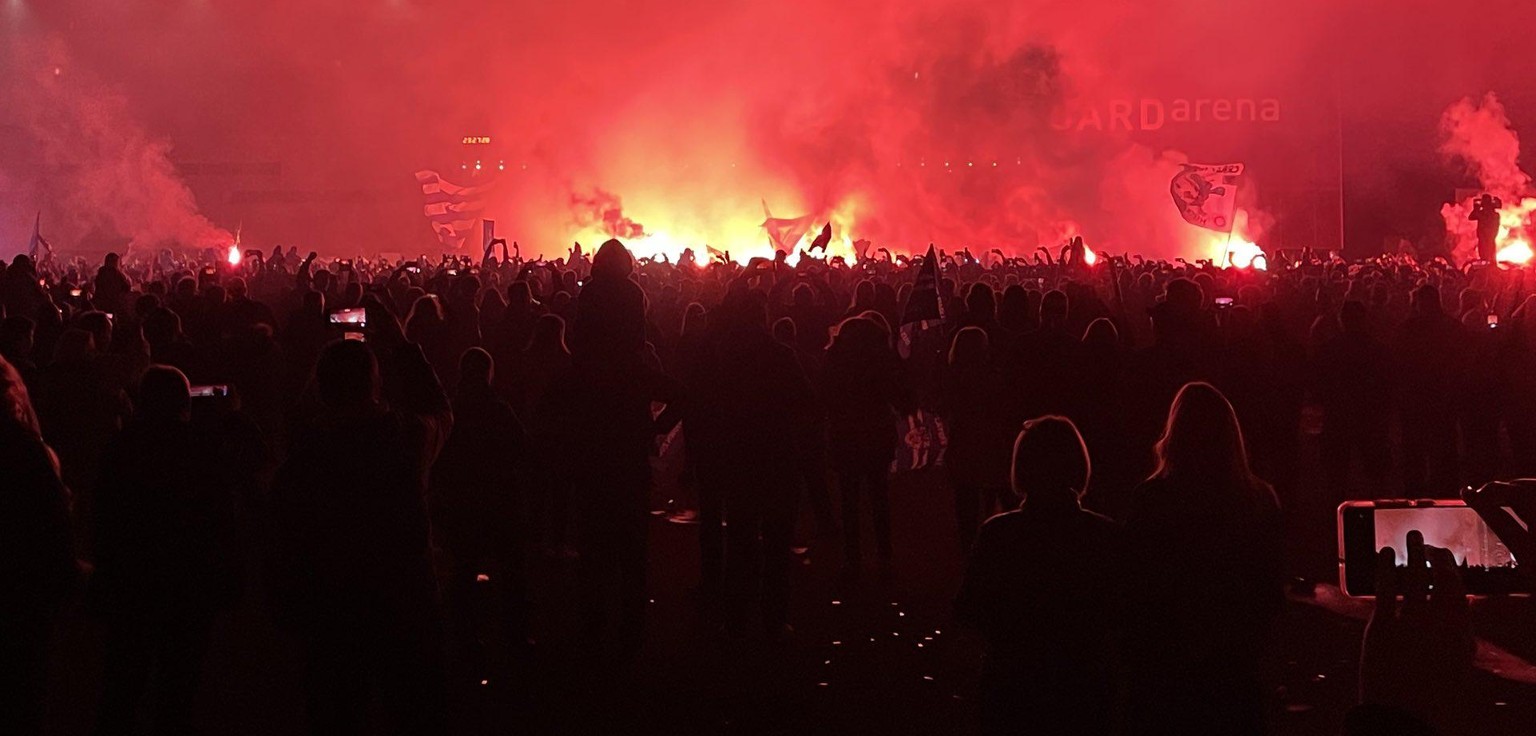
41, 449, 1536, 735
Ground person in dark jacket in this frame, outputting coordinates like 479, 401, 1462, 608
940, 326, 1013, 553
430, 347, 533, 672
0, 355, 76, 736
697, 289, 815, 638
560, 239, 680, 657
270, 337, 451, 735
1121, 381, 1283, 736
956, 415, 1119, 736
822, 315, 909, 576
91, 365, 243, 736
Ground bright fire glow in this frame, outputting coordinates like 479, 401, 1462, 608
1199, 210, 1266, 269
1082, 245, 1098, 266
227, 245, 241, 266
570, 197, 865, 266
1442, 195, 1536, 266
1498, 239, 1534, 264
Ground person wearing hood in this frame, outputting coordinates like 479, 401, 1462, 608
557, 239, 681, 658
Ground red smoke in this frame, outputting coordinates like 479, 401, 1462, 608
1439, 94, 1536, 264
6, 1, 1536, 261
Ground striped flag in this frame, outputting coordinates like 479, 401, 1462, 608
415, 170, 494, 249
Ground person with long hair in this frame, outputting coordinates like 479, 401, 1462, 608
1121, 381, 1283, 736
939, 326, 1012, 552
956, 415, 1119, 736
822, 315, 909, 578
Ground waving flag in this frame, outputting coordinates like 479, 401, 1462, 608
1170, 163, 1243, 232
415, 170, 494, 249
807, 223, 833, 253
760, 201, 816, 253
897, 244, 947, 359
26, 211, 53, 262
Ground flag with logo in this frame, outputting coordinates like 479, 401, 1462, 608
1169, 163, 1243, 232
891, 408, 948, 473
415, 170, 494, 249
761, 201, 816, 253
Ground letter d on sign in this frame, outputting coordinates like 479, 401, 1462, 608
1140, 99, 1165, 131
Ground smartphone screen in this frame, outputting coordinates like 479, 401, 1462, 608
189, 384, 229, 399
328, 307, 367, 328
1488, 314, 1500, 328
1338, 500, 1529, 596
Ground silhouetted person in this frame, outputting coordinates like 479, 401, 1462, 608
0, 355, 75, 736
1393, 284, 1468, 497
430, 347, 533, 674
940, 326, 1011, 552
956, 416, 1120, 736
559, 239, 679, 657
1469, 193, 1501, 263
270, 339, 450, 735
1315, 301, 1391, 499
696, 290, 814, 638
822, 316, 909, 576
519, 314, 574, 553
1121, 381, 1283, 736
91, 366, 242, 736
94, 252, 133, 315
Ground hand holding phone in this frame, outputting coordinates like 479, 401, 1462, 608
1358, 530, 1474, 720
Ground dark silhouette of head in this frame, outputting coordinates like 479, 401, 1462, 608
459, 347, 494, 387
137, 365, 191, 422
52, 328, 96, 365
1082, 316, 1119, 348
998, 284, 1030, 331
965, 282, 996, 321
1011, 415, 1091, 507
681, 303, 707, 336
1040, 289, 1069, 328
829, 315, 887, 354
1411, 283, 1442, 318
592, 239, 634, 281
851, 279, 876, 310
316, 339, 380, 411
302, 289, 326, 316
77, 311, 114, 351
772, 317, 797, 345
527, 314, 569, 355
792, 283, 814, 308
1152, 381, 1263, 494
143, 310, 182, 347
947, 325, 989, 366
507, 280, 533, 309
1163, 278, 1203, 315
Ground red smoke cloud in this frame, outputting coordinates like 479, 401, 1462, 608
5, 1, 1536, 260
3, 38, 231, 254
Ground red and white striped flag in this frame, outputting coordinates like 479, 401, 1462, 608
415, 170, 494, 249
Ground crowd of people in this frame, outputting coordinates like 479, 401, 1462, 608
3, 237, 1535, 735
